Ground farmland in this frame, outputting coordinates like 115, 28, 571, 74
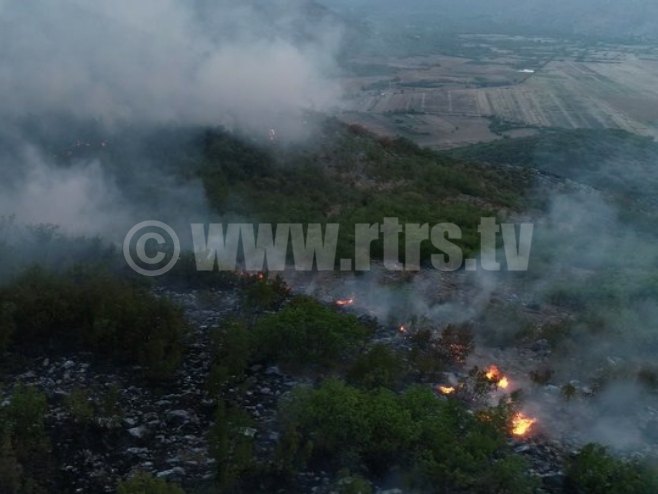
339, 35, 658, 148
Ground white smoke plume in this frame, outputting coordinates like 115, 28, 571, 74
0, 0, 344, 137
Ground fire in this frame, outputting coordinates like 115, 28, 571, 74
335, 298, 354, 307
485, 365, 501, 381
438, 385, 456, 395
485, 365, 510, 389
236, 270, 266, 281
511, 412, 537, 437
399, 324, 407, 334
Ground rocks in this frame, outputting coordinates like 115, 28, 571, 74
531, 339, 552, 355
127, 425, 150, 440
122, 417, 138, 428
510, 438, 569, 492
0, 287, 249, 493
156, 466, 186, 480
0, 283, 586, 494
541, 471, 566, 490
265, 365, 283, 376
166, 409, 195, 426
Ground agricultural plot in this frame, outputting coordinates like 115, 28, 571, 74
341, 42, 658, 148
480, 58, 658, 136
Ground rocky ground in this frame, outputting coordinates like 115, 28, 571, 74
2, 277, 655, 493
0, 285, 343, 492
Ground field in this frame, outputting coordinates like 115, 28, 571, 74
339, 36, 658, 148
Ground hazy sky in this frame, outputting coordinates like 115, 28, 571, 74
322, 0, 657, 39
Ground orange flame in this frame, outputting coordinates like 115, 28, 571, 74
335, 298, 354, 307
486, 365, 510, 389
511, 412, 537, 437
438, 385, 456, 395
485, 365, 501, 381
399, 325, 407, 334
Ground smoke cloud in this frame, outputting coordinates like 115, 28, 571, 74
0, 0, 346, 241
0, 0, 344, 136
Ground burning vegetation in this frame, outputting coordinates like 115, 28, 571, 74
512, 412, 538, 437
486, 365, 511, 390
437, 385, 456, 395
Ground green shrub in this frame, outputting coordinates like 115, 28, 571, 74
347, 344, 406, 390
207, 320, 253, 395
280, 380, 416, 472
336, 474, 373, 494
278, 381, 536, 491
0, 386, 51, 493
117, 472, 185, 494
565, 444, 658, 494
0, 430, 22, 494
438, 323, 475, 364
3, 386, 49, 456
0, 267, 188, 379
408, 329, 447, 379
209, 400, 256, 491
65, 389, 95, 425
0, 302, 16, 353
242, 274, 290, 311
197, 123, 529, 266
253, 297, 371, 368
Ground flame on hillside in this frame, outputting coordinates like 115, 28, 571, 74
511, 412, 537, 437
486, 365, 510, 390
437, 385, 456, 395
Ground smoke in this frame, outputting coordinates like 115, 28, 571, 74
0, 0, 346, 245
284, 172, 658, 453
0, 147, 129, 236
0, 0, 344, 137
481, 150, 658, 452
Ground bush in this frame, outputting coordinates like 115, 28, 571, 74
242, 274, 290, 311
0, 267, 188, 379
0, 386, 52, 493
253, 297, 371, 368
438, 323, 475, 365
117, 472, 185, 494
278, 381, 536, 491
407, 324, 475, 379
209, 400, 256, 491
207, 320, 253, 395
65, 389, 95, 425
336, 474, 373, 494
197, 123, 529, 266
279, 380, 416, 473
0, 301, 15, 354
565, 444, 658, 494
0, 431, 22, 494
347, 344, 406, 390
